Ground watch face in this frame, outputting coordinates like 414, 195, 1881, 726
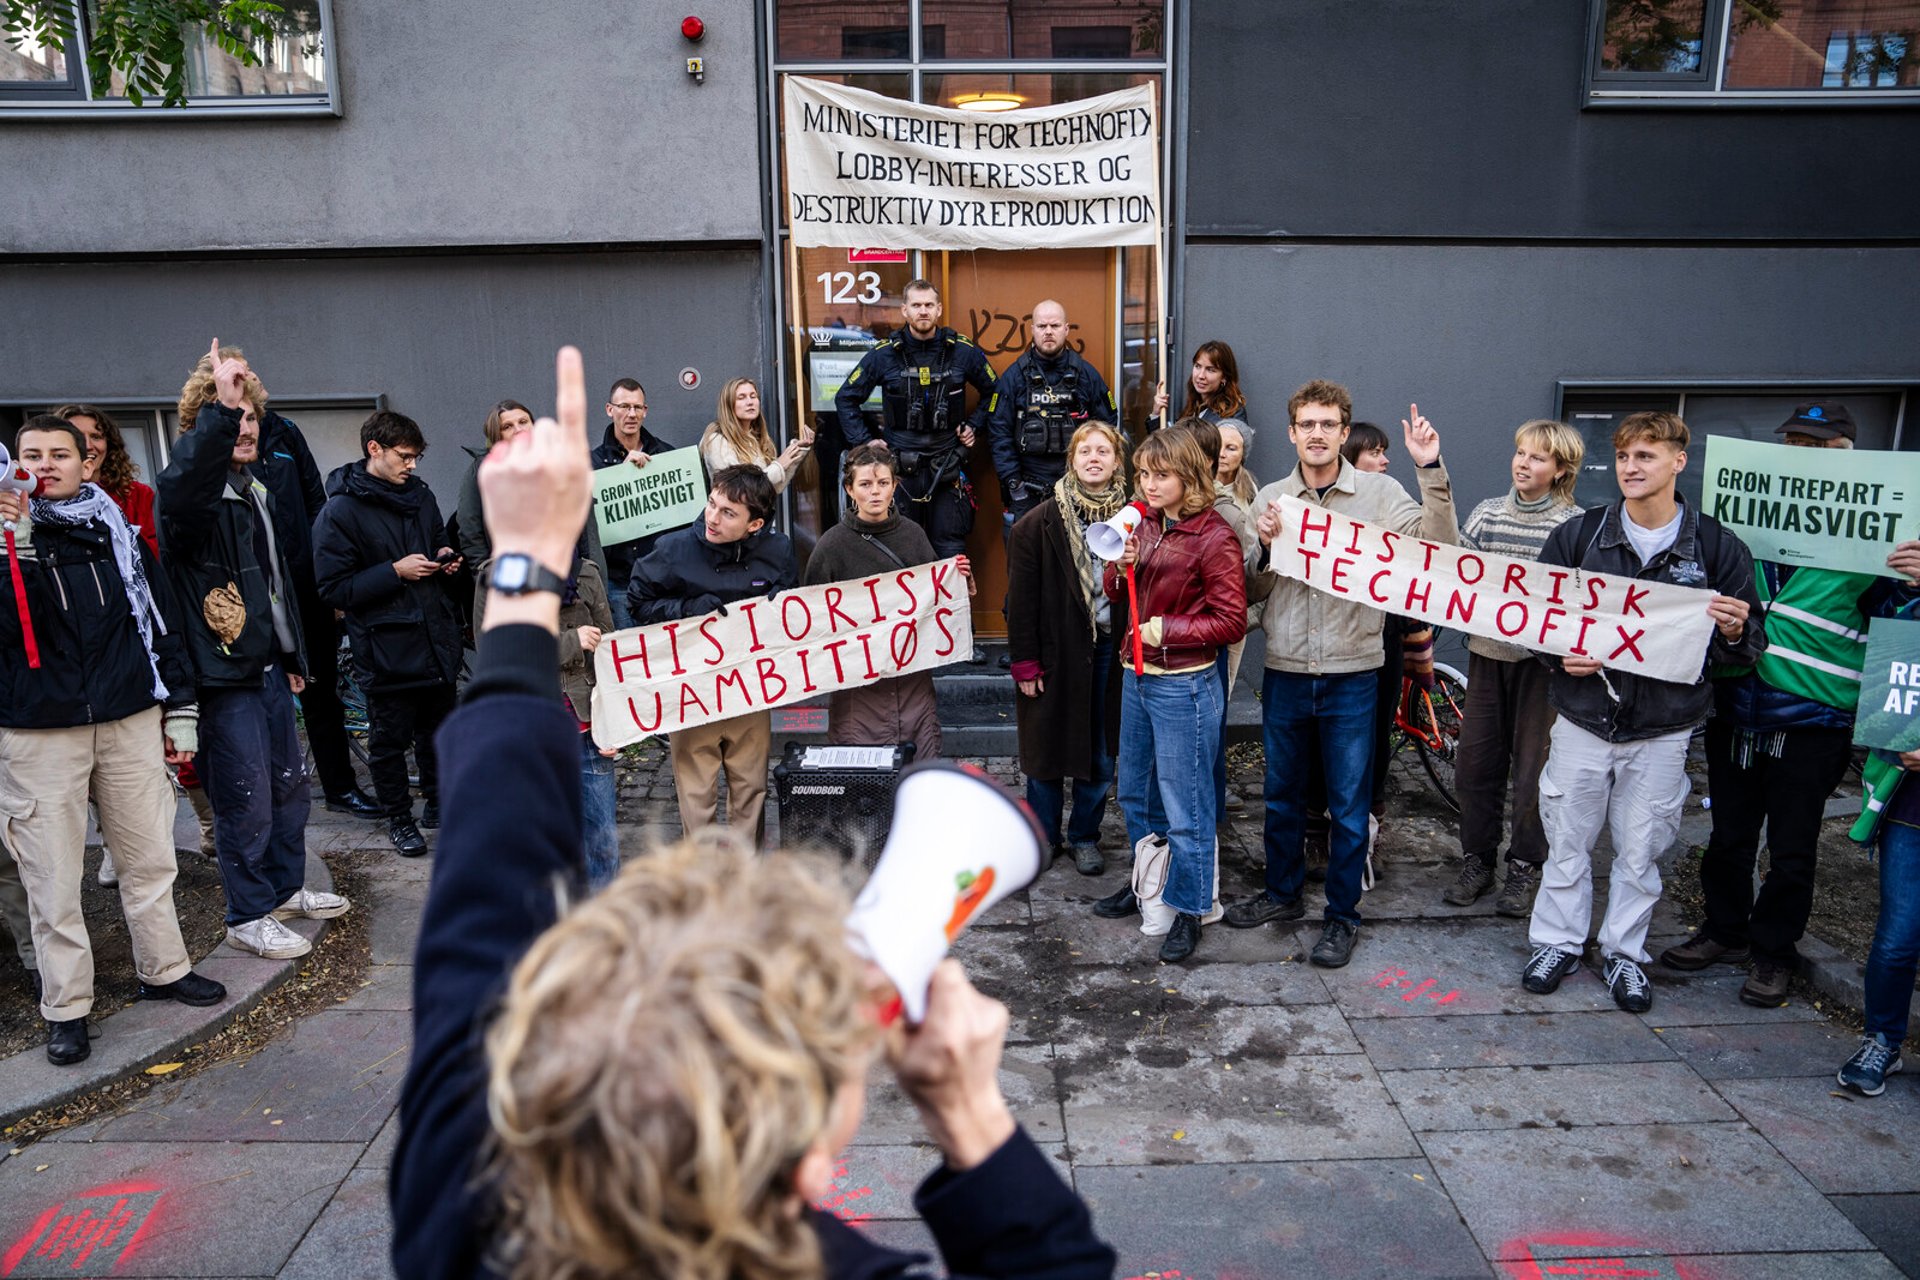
495, 558, 530, 590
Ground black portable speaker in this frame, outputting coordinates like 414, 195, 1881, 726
773, 742, 916, 868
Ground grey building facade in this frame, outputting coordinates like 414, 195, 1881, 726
3, 0, 1916, 630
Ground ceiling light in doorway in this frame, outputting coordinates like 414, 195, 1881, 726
952, 90, 1026, 112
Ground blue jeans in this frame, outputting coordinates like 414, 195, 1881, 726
580, 732, 620, 890
1865, 819, 1920, 1044
1262, 668, 1376, 926
199, 667, 311, 926
1117, 667, 1220, 917
1211, 647, 1231, 815
608, 594, 635, 632
1026, 635, 1116, 847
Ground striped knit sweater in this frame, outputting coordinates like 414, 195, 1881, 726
1460, 490, 1581, 662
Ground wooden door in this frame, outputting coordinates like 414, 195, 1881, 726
941, 248, 1117, 637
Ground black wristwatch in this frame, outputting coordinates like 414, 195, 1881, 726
487, 553, 568, 597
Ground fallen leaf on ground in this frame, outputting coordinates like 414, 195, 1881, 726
144, 1062, 184, 1076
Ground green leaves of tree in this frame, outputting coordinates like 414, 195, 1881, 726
1, 0, 285, 106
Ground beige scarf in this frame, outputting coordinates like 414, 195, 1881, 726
1053, 473, 1126, 637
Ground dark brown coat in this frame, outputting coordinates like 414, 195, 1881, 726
803, 509, 943, 762
1006, 498, 1124, 782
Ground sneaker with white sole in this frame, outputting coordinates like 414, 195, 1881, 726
1837, 1033, 1904, 1098
1521, 944, 1580, 994
1603, 953, 1654, 1013
226, 915, 312, 960
96, 850, 118, 887
272, 887, 352, 921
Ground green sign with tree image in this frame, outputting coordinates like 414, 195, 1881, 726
1703, 437, 1920, 578
1854, 617, 1920, 754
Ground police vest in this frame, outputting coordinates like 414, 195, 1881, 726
1749, 565, 1874, 711
1015, 357, 1083, 459
882, 335, 970, 452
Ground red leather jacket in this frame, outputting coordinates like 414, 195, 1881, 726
1102, 505, 1247, 670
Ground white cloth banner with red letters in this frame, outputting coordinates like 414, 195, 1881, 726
590, 557, 974, 747
1267, 495, 1718, 685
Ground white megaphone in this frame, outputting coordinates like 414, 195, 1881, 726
845, 760, 1047, 1024
1085, 500, 1150, 562
0, 442, 39, 532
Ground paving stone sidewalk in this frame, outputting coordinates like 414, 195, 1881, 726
0, 751, 1914, 1279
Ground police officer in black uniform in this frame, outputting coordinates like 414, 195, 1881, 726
834, 279, 997, 561
986, 299, 1118, 526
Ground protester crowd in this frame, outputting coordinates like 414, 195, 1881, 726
2, 296, 1918, 1275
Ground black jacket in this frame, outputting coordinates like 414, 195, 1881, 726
253, 409, 327, 603
834, 327, 997, 452
157, 403, 308, 686
0, 512, 194, 730
1537, 499, 1767, 742
458, 445, 610, 590
390, 625, 1116, 1280
627, 521, 798, 624
590, 422, 675, 598
987, 347, 1117, 499
312, 461, 465, 691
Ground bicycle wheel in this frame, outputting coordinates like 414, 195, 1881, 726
1412, 663, 1468, 813
335, 637, 374, 769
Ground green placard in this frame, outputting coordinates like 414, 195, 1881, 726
1703, 436, 1920, 577
592, 446, 706, 546
1855, 617, 1920, 753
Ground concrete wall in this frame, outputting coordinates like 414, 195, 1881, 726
0, 248, 765, 499
0, 0, 763, 253
1186, 0, 1920, 240
1183, 243, 1920, 511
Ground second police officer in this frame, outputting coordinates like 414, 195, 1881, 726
834, 279, 997, 562
987, 298, 1118, 526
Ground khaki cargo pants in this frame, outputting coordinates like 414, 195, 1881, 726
0, 707, 192, 1020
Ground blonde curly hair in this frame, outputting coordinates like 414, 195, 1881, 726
484, 831, 881, 1280
177, 344, 265, 432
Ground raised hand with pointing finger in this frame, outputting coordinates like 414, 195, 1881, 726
208, 338, 250, 411
1401, 402, 1441, 467
478, 347, 593, 636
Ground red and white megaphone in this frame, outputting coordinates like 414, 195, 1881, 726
1085, 500, 1149, 562
846, 761, 1046, 1024
0, 442, 38, 527
0, 442, 41, 668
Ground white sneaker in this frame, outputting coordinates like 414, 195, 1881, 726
96, 849, 118, 886
226, 916, 312, 959
272, 887, 351, 921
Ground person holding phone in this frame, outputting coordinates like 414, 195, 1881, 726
312, 410, 466, 857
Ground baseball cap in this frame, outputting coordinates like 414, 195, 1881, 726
1775, 402, 1855, 441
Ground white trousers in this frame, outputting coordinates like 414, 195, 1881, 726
1529, 718, 1691, 965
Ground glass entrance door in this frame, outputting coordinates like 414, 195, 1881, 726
767, 2, 1170, 638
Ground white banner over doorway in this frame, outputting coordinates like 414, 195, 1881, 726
783, 76, 1160, 252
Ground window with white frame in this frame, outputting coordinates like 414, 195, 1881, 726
1588, 0, 1920, 104
0, 0, 337, 116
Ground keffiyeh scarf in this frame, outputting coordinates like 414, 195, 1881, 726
31, 482, 169, 700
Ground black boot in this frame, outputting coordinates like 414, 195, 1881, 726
324, 788, 382, 818
1158, 913, 1201, 963
388, 817, 427, 857
1092, 885, 1139, 918
46, 1017, 90, 1066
